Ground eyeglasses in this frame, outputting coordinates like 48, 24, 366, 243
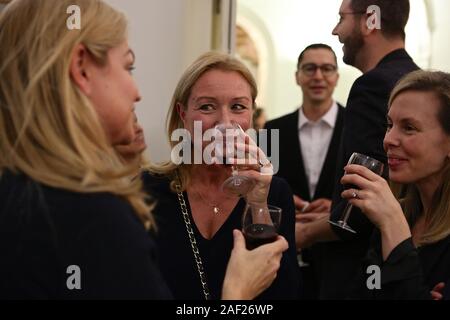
299, 63, 337, 77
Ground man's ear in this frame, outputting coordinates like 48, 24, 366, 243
69, 43, 94, 96
295, 71, 301, 86
360, 13, 378, 37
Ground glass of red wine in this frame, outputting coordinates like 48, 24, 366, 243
328, 152, 384, 233
242, 204, 282, 250
214, 122, 255, 197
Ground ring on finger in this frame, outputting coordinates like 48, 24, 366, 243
258, 158, 271, 168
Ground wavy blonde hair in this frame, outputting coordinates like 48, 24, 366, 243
0, 0, 152, 227
389, 70, 450, 246
147, 51, 258, 191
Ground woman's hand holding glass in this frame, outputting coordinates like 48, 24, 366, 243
222, 229, 288, 300
213, 122, 273, 199
340, 164, 412, 259
340, 164, 404, 230
329, 152, 384, 233
213, 122, 278, 250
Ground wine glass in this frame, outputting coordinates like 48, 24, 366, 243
214, 122, 256, 197
242, 204, 282, 250
328, 152, 384, 233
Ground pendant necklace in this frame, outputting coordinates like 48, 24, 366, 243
196, 191, 221, 215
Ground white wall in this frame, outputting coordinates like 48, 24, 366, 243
237, 0, 439, 120
237, 0, 360, 119
1, 0, 222, 163
105, 0, 212, 163
427, 0, 450, 71
102, 0, 450, 160
5, 0, 446, 161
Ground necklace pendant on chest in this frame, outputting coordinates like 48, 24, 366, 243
213, 206, 220, 214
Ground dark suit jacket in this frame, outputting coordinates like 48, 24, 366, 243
264, 103, 344, 202
264, 103, 344, 299
321, 49, 420, 299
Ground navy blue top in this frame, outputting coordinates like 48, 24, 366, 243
0, 171, 172, 299
144, 173, 300, 300
351, 232, 450, 300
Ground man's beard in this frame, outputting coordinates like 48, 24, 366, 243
343, 25, 364, 66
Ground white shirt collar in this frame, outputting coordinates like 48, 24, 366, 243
298, 101, 338, 130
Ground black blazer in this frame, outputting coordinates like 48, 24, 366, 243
320, 49, 420, 299
330, 49, 420, 239
264, 103, 344, 202
264, 104, 344, 299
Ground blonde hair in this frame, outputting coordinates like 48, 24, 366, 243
389, 70, 450, 246
0, 0, 152, 227
147, 51, 258, 191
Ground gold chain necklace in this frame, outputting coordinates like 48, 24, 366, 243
194, 190, 221, 215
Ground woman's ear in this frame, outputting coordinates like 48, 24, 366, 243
176, 103, 186, 123
69, 43, 94, 96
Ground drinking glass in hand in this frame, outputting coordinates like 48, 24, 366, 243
242, 204, 282, 250
328, 152, 384, 233
214, 122, 255, 197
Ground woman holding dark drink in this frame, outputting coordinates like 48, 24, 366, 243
143, 52, 300, 300
341, 70, 450, 299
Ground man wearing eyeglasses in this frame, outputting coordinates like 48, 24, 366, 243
265, 43, 344, 299
296, 0, 420, 299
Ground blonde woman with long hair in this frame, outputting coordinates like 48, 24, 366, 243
143, 52, 300, 300
0, 0, 288, 299
341, 70, 450, 299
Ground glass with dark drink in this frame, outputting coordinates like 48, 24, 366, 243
329, 152, 384, 233
242, 204, 282, 250
214, 122, 256, 197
